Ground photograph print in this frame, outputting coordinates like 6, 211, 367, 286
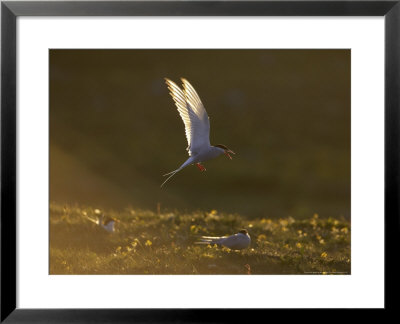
50, 49, 350, 274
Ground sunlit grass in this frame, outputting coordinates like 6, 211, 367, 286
50, 203, 350, 275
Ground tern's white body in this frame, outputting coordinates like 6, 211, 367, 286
85, 214, 116, 233
196, 230, 251, 250
161, 78, 234, 187
174, 146, 225, 170
101, 219, 116, 233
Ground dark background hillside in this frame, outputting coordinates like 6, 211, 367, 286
50, 49, 350, 219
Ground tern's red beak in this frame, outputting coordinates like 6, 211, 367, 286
224, 150, 235, 160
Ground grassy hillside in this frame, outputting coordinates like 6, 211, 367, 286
50, 203, 350, 275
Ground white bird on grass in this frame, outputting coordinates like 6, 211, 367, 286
161, 78, 235, 187
195, 229, 251, 250
84, 210, 118, 233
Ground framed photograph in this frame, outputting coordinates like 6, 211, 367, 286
1, 0, 398, 321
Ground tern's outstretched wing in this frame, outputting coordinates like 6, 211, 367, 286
165, 78, 210, 156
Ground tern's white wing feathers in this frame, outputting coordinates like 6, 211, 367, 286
165, 78, 210, 156
195, 233, 251, 250
196, 235, 227, 245
84, 215, 100, 225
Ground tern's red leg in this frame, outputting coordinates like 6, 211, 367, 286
196, 163, 206, 172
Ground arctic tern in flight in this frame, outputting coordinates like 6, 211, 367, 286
161, 78, 235, 187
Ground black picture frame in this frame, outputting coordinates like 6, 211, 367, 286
1, 0, 398, 321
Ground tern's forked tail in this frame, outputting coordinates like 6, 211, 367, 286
84, 214, 101, 225
160, 168, 182, 188
160, 157, 195, 188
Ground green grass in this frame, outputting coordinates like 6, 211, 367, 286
50, 202, 350, 275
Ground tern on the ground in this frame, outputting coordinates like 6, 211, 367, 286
85, 210, 118, 233
161, 78, 235, 187
195, 229, 251, 250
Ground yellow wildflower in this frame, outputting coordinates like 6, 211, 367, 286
258, 234, 267, 241
280, 219, 288, 227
